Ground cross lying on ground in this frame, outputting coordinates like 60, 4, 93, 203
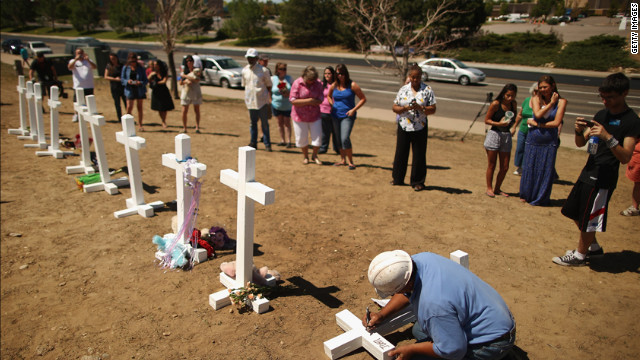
323, 250, 470, 360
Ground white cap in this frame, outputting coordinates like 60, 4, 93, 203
245, 48, 259, 58
367, 250, 413, 298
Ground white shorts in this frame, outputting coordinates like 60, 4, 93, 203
293, 119, 322, 148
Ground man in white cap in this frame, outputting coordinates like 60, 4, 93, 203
365, 250, 515, 359
241, 48, 273, 151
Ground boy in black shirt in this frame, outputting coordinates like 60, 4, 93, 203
553, 73, 640, 267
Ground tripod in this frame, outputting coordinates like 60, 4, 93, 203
461, 92, 493, 142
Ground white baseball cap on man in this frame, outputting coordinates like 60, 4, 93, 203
245, 48, 259, 58
367, 250, 413, 298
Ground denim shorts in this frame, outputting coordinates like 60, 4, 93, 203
273, 108, 291, 117
484, 129, 512, 152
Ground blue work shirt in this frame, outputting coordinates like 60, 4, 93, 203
409, 252, 514, 360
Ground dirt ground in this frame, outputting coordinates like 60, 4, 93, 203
1, 62, 638, 360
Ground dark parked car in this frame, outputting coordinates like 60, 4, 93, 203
116, 49, 157, 65
2, 39, 23, 54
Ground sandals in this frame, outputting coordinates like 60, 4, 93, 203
312, 157, 322, 165
302, 158, 309, 165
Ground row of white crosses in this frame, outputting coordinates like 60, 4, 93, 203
323, 250, 470, 360
10, 77, 279, 314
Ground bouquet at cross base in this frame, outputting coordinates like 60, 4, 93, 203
228, 282, 270, 312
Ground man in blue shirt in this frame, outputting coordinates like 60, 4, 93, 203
365, 250, 515, 360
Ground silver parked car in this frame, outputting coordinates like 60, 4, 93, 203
201, 56, 243, 88
418, 58, 486, 85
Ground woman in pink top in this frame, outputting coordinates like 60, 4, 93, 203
290, 66, 324, 165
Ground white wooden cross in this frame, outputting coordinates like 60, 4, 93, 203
65, 88, 95, 175
161, 134, 207, 243
114, 114, 164, 218
9, 76, 30, 136
209, 146, 276, 314
17, 81, 38, 141
323, 250, 470, 360
81, 95, 129, 195
36, 86, 73, 159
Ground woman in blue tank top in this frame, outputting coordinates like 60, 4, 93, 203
328, 64, 367, 170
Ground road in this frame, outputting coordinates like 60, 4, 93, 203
7, 35, 640, 137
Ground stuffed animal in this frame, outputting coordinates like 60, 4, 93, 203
152, 234, 191, 269
220, 261, 281, 286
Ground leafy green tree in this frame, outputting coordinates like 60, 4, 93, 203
69, 0, 101, 32
186, 0, 214, 39
55, 2, 71, 24
280, 0, 338, 48
499, 2, 509, 16
531, 0, 554, 18
222, 0, 271, 40
38, 0, 63, 29
0, 0, 35, 29
607, 0, 619, 18
108, 0, 154, 34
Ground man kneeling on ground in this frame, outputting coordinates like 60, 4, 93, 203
364, 250, 515, 360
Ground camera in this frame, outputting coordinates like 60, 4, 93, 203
486, 92, 493, 102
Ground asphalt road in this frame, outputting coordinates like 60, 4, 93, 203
6, 34, 640, 137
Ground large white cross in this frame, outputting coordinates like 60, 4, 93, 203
17, 81, 38, 141
9, 76, 30, 136
24, 83, 48, 149
81, 95, 129, 195
65, 88, 95, 175
323, 251, 470, 360
36, 86, 73, 159
114, 114, 164, 218
161, 134, 207, 243
209, 146, 276, 314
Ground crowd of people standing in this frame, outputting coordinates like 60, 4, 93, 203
26, 48, 638, 228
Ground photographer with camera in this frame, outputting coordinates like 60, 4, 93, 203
391, 64, 436, 191
553, 73, 640, 267
67, 48, 96, 122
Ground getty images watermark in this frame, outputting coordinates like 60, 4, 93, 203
632, 2, 638, 54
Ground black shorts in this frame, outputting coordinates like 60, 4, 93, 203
73, 88, 94, 103
561, 181, 613, 232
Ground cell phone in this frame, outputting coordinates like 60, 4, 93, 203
584, 119, 596, 127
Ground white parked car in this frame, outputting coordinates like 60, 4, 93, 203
201, 56, 243, 88
26, 41, 53, 58
418, 58, 486, 85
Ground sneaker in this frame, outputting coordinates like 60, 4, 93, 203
72, 114, 78, 123
265, 145, 272, 152
565, 248, 603, 258
553, 250, 586, 267
620, 205, 640, 216
248, 142, 257, 149
513, 168, 521, 176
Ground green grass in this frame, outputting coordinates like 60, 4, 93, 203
444, 32, 639, 71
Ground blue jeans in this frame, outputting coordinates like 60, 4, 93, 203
249, 104, 271, 146
332, 115, 355, 149
320, 113, 340, 153
514, 130, 528, 168
411, 322, 516, 360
